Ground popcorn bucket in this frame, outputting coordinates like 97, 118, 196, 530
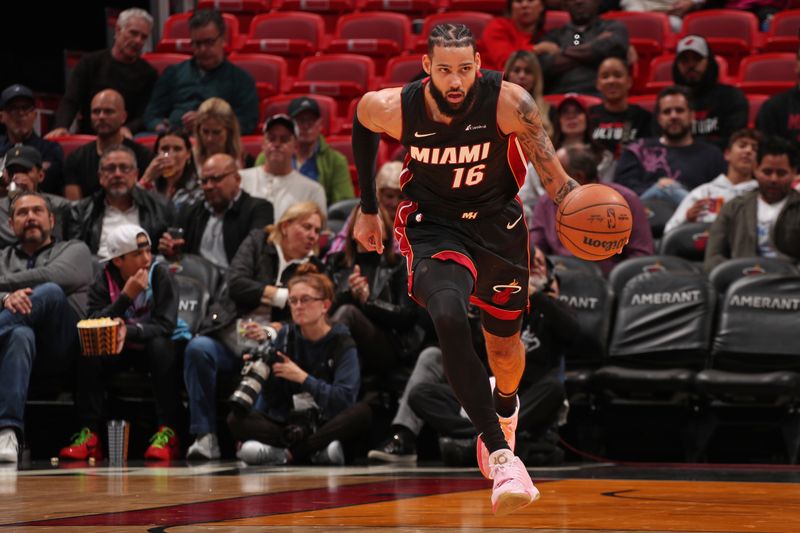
77, 318, 120, 357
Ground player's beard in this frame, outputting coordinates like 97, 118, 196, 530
429, 81, 479, 119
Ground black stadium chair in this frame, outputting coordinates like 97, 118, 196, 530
708, 257, 799, 297
170, 254, 223, 300
642, 197, 676, 239
695, 274, 800, 462
326, 198, 358, 235
549, 255, 604, 278
658, 222, 712, 263
174, 274, 211, 334
608, 255, 701, 297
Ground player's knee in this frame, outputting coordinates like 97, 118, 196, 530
426, 288, 468, 324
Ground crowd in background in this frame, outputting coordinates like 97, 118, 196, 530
0, 0, 799, 466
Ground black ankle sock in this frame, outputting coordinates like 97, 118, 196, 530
493, 387, 518, 418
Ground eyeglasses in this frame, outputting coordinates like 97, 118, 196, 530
100, 163, 135, 174
191, 34, 222, 49
288, 296, 324, 306
199, 171, 234, 186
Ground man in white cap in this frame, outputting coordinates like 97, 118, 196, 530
0, 191, 93, 463
59, 223, 183, 462
671, 35, 748, 150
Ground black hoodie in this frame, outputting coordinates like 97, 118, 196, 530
672, 53, 749, 150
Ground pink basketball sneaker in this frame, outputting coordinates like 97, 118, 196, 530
488, 449, 540, 516
477, 396, 519, 479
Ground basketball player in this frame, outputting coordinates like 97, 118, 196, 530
352, 24, 579, 515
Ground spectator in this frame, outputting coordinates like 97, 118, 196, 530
615, 86, 726, 204
138, 127, 203, 211
325, 161, 405, 257
503, 51, 553, 137
506, 51, 554, 214
63, 89, 154, 200
664, 128, 761, 234
59, 225, 182, 461
552, 94, 615, 182
671, 35, 748, 150
481, 0, 548, 71
0, 146, 72, 247
370, 247, 576, 465
192, 97, 253, 170
705, 136, 800, 272
257, 97, 353, 205
69, 144, 172, 258
143, 9, 259, 134
46, 8, 157, 138
0, 84, 64, 195
0, 192, 93, 463
183, 202, 325, 460
620, 0, 702, 33
158, 153, 273, 269
326, 201, 423, 394
535, 0, 628, 95
231, 264, 370, 466
589, 56, 652, 159
240, 114, 326, 220
533, 145, 654, 276
756, 46, 800, 148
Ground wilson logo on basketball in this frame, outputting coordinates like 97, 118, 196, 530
582, 236, 628, 252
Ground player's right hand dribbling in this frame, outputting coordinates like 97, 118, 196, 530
353, 209, 385, 254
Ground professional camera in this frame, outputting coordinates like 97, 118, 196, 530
228, 325, 279, 415
282, 407, 321, 447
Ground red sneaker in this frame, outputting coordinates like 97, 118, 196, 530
144, 426, 179, 461
59, 428, 103, 461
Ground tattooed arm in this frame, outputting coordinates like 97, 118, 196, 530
497, 81, 579, 205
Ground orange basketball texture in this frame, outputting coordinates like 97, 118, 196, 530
556, 184, 633, 261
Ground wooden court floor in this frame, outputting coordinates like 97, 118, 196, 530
1, 461, 799, 532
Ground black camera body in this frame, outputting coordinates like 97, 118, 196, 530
228, 326, 279, 415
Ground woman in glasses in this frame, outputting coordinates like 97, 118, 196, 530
228, 263, 370, 466
183, 201, 326, 461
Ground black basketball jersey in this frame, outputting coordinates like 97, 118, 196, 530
399, 70, 527, 220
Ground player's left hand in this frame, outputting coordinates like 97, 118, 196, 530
353, 210, 385, 254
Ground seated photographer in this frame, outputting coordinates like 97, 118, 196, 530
371, 248, 576, 466
326, 203, 423, 395
183, 201, 326, 460
228, 264, 369, 466
59, 224, 182, 462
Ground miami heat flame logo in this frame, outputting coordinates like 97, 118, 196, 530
491, 280, 522, 305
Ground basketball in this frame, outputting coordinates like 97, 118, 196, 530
556, 184, 633, 261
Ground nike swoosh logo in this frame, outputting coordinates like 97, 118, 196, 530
414, 131, 436, 138
506, 214, 524, 230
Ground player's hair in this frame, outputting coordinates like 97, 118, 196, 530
10, 191, 53, 217
727, 128, 763, 150
427, 24, 476, 56
757, 135, 798, 169
117, 8, 153, 30
288, 263, 335, 303
189, 8, 226, 36
655, 85, 694, 113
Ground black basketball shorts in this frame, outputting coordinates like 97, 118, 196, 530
394, 198, 530, 320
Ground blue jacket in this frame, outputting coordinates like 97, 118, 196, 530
256, 322, 360, 423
